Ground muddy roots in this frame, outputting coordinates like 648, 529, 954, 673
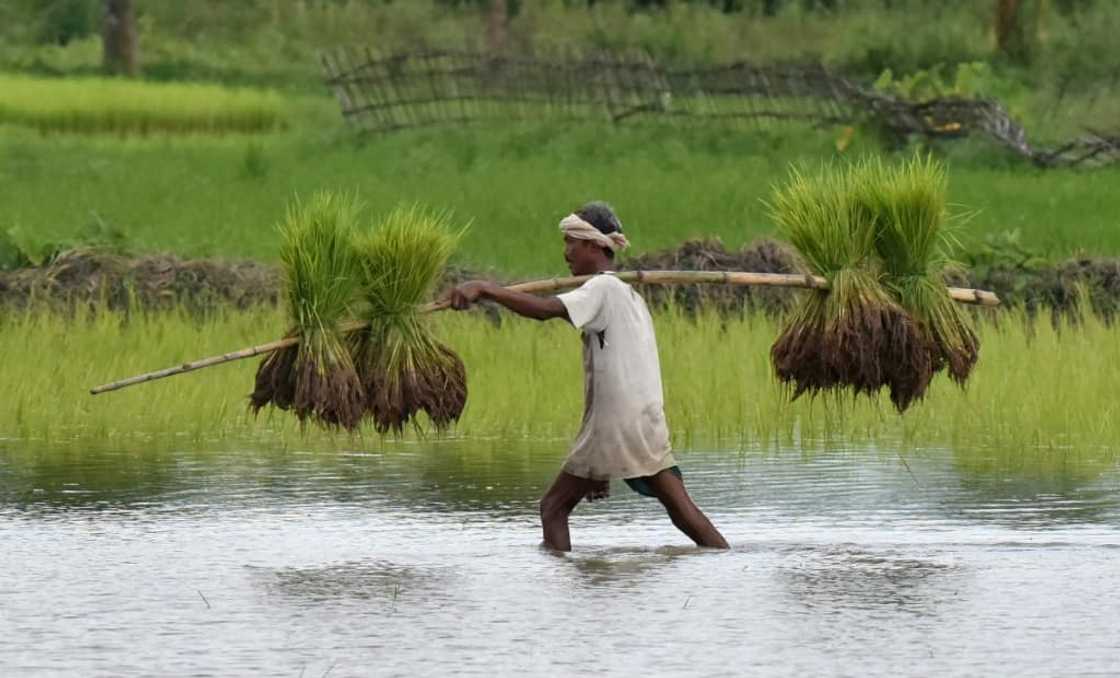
771, 279, 939, 412
249, 334, 366, 431
935, 322, 980, 386
290, 351, 366, 431
250, 342, 299, 414
355, 327, 468, 435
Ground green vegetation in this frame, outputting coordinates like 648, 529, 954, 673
0, 74, 285, 135
857, 155, 979, 388
3, 304, 1117, 455
250, 192, 364, 429
2, 120, 1119, 277
250, 196, 469, 433
768, 161, 918, 407
3, 1, 1118, 143
352, 205, 467, 434
0, 1, 1115, 474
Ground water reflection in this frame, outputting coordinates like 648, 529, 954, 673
257, 560, 455, 606
947, 447, 1120, 526
561, 545, 712, 590
778, 546, 959, 615
1, 440, 1117, 531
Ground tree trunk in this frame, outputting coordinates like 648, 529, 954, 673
996, 0, 1044, 64
103, 0, 138, 77
486, 0, 508, 56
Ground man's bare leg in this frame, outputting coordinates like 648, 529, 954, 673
539, 472, 602, 552
644, 469, 729, 549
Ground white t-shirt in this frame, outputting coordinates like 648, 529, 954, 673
557, 274, 676, 480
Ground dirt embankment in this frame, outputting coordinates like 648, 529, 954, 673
0, 249, 280, 313
2, 243, 1119, 319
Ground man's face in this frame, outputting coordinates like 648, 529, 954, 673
564, 236, 599, 275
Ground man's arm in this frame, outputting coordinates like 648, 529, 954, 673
448, 281, 569, 322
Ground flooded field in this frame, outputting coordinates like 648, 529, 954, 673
2, 441, 1117, 677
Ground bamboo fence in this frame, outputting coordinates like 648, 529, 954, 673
320, 47, 1120, 168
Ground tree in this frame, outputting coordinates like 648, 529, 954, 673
487, 0, 508, 55
102, 0, 137, 77
996, 0, 1047, 65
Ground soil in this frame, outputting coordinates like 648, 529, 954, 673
0, 249, 279, 314
3, 243, 1119, 319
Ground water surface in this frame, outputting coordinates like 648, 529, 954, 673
2, 441, 1118, 677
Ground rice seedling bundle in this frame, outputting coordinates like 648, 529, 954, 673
853, 155, 980, 395
768, 163, 932, 410
250, 192, 365, 430
351, 206, 467, 434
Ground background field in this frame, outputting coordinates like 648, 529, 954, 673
3, 117, 1118, 276
2, 1, 1118, 276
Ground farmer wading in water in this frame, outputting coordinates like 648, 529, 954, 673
449, 202, 729, 552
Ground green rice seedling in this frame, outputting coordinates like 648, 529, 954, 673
854, 154, 980, 399
767, 163, 930, 408
250, 191, 365, 430
351, 205, 466, 434
0, 74, 285, 136
5, 301, 1120, 452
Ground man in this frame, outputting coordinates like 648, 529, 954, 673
449, 202, 728, 552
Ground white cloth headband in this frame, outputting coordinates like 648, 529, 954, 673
559, 214, 630, 253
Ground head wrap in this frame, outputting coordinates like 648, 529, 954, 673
559, 213, 630, 253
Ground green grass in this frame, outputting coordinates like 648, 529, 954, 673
1, 116, 1118, 277
2, 304, 1117, 457
352, 205, 467, 433
0, 73, 285, 135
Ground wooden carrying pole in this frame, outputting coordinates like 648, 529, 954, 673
89, 270, 1000, 395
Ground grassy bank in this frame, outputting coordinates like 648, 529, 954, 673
2, 121, 1119, 276
2, 304, 1117, 456
0, 74, 285, 136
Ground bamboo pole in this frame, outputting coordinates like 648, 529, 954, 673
89, 270, 1000, 395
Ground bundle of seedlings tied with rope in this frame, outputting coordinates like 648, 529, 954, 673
854, 155, 980, 397
767, 162, 932, 411
249, 192, 366, 430
351, 206, 467, 434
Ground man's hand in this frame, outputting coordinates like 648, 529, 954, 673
446, 280, 569, 322
448, 280, 497, 310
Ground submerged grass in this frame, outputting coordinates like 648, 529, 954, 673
2, 304, 1117, 457
0, 74, 285, 135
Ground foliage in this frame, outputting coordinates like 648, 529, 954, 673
3, 304, 1119, 454
2, 120, 1119, 276
0, 213, 130, 271
351, 206, 467, 433
873, 62, 1016, 103
0, 74, 286, 135
2, 0, 1120, 96
767, 161, 931, 409
853, 154, 979, 390
959, 228, 1050, 282
251, 191, 365, 429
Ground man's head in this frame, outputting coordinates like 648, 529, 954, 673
562, 201, 626, 276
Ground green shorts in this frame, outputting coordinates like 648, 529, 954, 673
623, 465, 682, 498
